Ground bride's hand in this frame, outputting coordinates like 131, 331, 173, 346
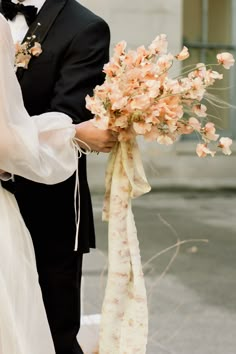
75, 119, 118, 153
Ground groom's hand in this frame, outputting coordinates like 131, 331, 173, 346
75, 119, 118, 153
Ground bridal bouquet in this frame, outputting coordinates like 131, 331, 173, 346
85, 35, 234, 354
86, 34, 234, 156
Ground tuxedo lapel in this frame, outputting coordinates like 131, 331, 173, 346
22, 0, 67, 43
17, 0, 67, 80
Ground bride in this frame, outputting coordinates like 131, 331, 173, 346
0, 13, 79, 354
0, 13, 116, 354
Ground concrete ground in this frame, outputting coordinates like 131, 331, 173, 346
81, 190, 236, 354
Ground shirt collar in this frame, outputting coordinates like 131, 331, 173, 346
11, 0, 46, 13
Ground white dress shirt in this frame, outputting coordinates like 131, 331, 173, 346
8, 0, 46, 42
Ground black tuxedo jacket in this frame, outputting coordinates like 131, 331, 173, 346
1, 0, 110, 257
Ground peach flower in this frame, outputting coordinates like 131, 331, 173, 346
218, 137, 233, 155
133, 121, 152, 135
196, 143, 216, 157
203, 122, 219, 142
29, 42, 42, 56
204, 70, 223, 85
192, 104, 207, 117
188, 117, 201, 131
148, 34, 168, 55
175, 46, 189, 61
178, 117, 201, 134
114, 40, 127, 56
216, 52, 235, 69
15, 53, 31, 69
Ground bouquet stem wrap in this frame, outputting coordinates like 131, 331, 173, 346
99, 138, 151, 354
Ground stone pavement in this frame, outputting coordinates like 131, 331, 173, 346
81, 190, 236, 354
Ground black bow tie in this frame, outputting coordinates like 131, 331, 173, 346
2, 0, 38, 26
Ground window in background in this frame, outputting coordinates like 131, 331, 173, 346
183, 0, 236, 139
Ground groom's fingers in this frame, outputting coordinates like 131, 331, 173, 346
93, 139, 118, 153
74, 120, 119, 152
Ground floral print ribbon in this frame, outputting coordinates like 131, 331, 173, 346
99, 139, 151, 354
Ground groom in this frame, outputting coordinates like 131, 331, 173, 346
0, 0, 114, 353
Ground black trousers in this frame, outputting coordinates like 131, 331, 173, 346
37, 251, 84, 354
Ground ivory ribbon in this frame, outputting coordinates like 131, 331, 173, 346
99, 139, 151, 354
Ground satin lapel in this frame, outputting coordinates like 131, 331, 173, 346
17, 0, 67, 80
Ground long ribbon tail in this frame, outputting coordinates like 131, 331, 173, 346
99, 139, 150, 354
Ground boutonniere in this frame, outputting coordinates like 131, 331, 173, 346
14, 22, 42, 70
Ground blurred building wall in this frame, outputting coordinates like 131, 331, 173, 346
80, 0, 183, 53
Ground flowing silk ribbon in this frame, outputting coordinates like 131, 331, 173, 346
99, 139, 151, 354
72, 137, 91, 251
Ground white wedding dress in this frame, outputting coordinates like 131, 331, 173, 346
0, 14, 79, 354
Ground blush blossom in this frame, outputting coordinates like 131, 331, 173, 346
202, 122, 219, 142
196, 143, 216, 157
218, 137, 233, 155
192, 104, 207, 117
175, 46, 189, 61
29, 42, 42, 57
216, 52, 235, 69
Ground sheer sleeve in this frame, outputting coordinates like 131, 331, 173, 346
0, 15, 78, 184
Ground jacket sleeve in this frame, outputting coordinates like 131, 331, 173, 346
49, 18, 110, 124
